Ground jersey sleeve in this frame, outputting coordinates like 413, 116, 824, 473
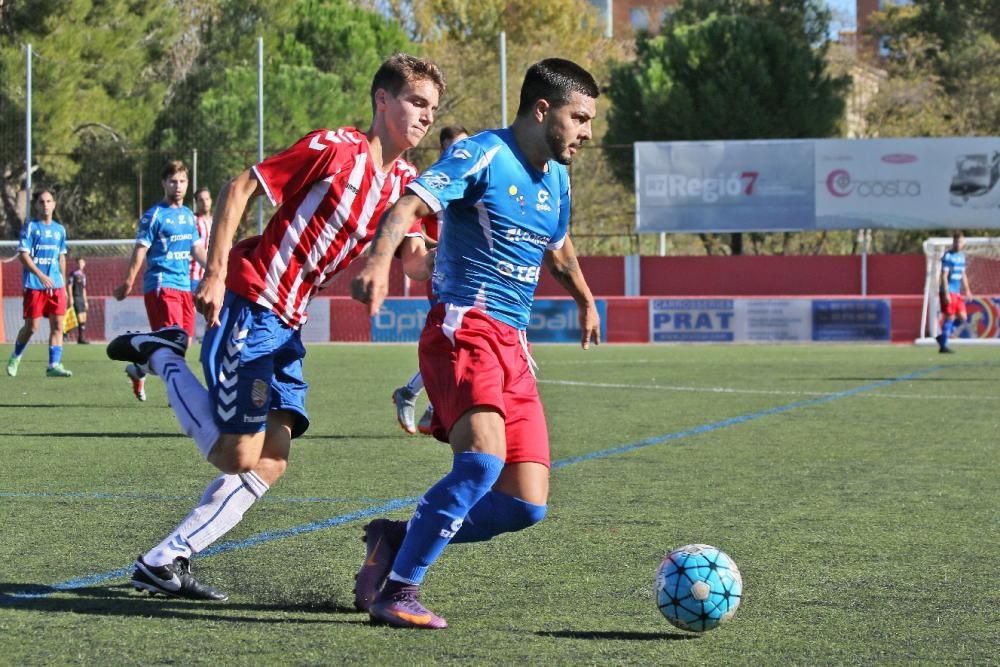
135, 208, 156, 248
406, 142, 490, 213
252, 129, 349, 207
17, 222, 32, 253
59, 226, 68, 255
546, 166, 571, 251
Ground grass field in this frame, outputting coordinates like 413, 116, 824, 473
1, 342, 997, 665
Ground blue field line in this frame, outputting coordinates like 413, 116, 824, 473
1, 364, 942, 604
0, 491, 393, 505
552, 365, 942, 470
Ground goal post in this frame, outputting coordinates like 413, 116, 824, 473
917, 236, 1000, 345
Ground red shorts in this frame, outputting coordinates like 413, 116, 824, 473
144, 287, 196, 337
23, 288, 67, 319
419, 303, 550, 467
939, 292, 966, 318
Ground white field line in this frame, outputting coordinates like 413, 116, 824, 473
536, 378, 1000, 401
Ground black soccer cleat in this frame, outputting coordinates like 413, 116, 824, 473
106, 326, 189, 365
131, 556, 229, 601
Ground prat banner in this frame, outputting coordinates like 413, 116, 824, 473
636, 137, 1000, 232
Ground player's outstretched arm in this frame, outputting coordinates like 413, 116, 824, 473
544, 234, 600, 350
352, 194, 432, 316
195, 170, 262, 326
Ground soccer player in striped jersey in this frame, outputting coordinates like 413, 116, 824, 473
392, 124, 470, 435
106, 53, 445, 601
352, 58, 600, 629
190, 186, 213, 294
7, 190, 73, 378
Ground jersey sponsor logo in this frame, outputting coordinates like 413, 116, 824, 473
422, 170, 451, 190
505, 228, 550, 246
497, 261, 541, 284
242, 413, 268, 423
535, 189, 552, 212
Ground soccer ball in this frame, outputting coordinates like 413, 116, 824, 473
655, 543, 742, 632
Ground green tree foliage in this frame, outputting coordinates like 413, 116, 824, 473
602, 0, 848, 254
0, 0, 181, 238
149, 0, 415, 237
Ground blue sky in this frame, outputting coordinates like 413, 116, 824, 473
826, 0, 858, 36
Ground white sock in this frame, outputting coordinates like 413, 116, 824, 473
405, 371, 424, 395
144, 471, 269, 566
150, 349, 219, 459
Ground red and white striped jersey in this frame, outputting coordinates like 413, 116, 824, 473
225, 127, 420, 329
190, 213, 211, 283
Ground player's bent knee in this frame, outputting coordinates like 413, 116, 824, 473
208, 434, 266, 474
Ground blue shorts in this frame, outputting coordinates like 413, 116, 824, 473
201, 291, 310, 438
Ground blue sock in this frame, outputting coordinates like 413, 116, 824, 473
13, 340, 28, 357
452, 491, 547, 544
941, 319, 954, 347
48, 345, 62, 367
389, 452, 504, 585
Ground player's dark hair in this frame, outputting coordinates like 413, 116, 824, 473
516, 58, 599, 117
161, 160, 188, 180
439, 125, 469, 150
370, 53, 446, 114
32, 189, 54, 203
195, 186, 211, 196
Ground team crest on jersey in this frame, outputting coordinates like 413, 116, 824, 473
250, 379, 269, 408
423, 171, 451, 190
508, 185, 526, 214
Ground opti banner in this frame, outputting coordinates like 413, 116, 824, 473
636, 137, 1000, 232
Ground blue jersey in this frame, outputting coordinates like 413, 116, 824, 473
18, 219, 68, 290
407, 129, 571, 330
941, 250, 966, 294
136, 202, 200, 294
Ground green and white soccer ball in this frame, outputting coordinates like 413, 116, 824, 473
655, 543, 743, 632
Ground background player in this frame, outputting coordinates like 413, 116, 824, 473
7, 190, 73, 377
392, 123, 469, 435
937, 231, 973, 353
191, 186, 213, 294
113, 160, 206, 400
66, 257, 90, 344
105, 53, 445, 601
352, 58, 601, 629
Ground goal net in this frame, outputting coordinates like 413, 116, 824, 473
917, 236, 1000, 345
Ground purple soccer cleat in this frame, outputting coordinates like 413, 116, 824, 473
369, 583, 448, 629
353, 519, 406, 612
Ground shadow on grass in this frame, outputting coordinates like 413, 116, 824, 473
0, 583, 362, 624
535, 629, 697, 641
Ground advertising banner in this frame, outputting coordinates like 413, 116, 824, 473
649, 299, 736, 342
371, 299, 432, 343
636, 141, 815, 233
651, 298, 891, 342
811, 299, 891, 341
527, 299, 608, 343
637, 137, 1000, 232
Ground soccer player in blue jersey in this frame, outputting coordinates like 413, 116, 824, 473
113, 160, 206, 400
392, 124, 469, 435
7, 190, 73, 378
937, 231, 973, 353
352, 58, 601, 629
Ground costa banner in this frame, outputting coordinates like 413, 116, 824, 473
636, 137, 1000, 232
